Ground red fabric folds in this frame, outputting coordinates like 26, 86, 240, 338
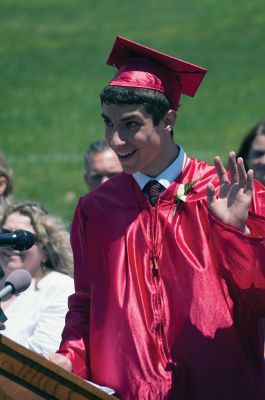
58, 158, 265, 399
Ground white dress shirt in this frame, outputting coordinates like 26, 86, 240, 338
133, 144, 187, 190
2, 271, 74, 355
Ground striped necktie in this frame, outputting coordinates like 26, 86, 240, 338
143, 180, 165, 206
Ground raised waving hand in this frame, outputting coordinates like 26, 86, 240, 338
206, 151, 253, 234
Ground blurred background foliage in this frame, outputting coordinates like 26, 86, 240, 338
0, 0, 265, 223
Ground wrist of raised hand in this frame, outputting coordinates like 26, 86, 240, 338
234, 223, 250, 235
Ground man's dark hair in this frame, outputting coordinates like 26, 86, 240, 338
100, 86, 177, 128
237, 120, 265, 170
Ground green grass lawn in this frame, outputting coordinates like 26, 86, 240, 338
1, 0, 265, 223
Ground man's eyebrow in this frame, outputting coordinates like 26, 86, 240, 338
101, 112, 142, 121
121, 113, 141, 121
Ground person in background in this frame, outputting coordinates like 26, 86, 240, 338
0, 201, 74, 355
237, 121, 265, 358
50, 36, 265, 399
0, 152, 13, 219
84, 140, 122, 191
237, 119, 265, 186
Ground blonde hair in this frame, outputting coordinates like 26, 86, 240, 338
0, 201, 73, 277
0, 152, 13, 197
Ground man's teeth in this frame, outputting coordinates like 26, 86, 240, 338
118, 150, 135, 157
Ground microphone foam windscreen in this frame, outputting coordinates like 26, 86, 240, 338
5, 269, 32, 294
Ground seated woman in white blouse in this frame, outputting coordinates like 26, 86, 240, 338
0, 201, 74, 355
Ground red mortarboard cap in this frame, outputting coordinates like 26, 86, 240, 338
106, 36, 207, 109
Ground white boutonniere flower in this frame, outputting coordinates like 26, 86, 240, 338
176, 184, 187, 202
173, 179, 199, 215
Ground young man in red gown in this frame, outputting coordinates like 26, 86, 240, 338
50, 36, 265, 399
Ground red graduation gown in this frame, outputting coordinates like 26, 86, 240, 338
58, 157, 265, 399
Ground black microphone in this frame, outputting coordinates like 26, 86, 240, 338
0, 269, 32, 322
0, 230, 35, 251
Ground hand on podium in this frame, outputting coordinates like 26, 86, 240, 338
48, 352, 73, 372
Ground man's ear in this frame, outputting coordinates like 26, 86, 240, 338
0, 176, 7, 196
163, 109, 176, 133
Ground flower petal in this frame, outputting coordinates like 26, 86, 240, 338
179, 195, 187, 202
177, 184, 185, 197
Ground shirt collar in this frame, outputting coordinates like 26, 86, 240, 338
133, 145, 187, 190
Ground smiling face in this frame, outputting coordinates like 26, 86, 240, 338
247, 134, 265, 185
0, 212, 47, 278
102, 103, 177, 177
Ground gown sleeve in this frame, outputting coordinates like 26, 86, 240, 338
57, 199, 91, 379
208, 183, 265, 316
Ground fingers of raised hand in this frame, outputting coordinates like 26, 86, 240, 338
225, 152, 252, 192
236, 157, 247, 186
236, 157, 253, 195
228, 151, 239, 184
214, 156, 229, 185
245, 168, 253, 193
206, 182, 216, 207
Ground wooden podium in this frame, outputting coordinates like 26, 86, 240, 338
0, 334, 119, 399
